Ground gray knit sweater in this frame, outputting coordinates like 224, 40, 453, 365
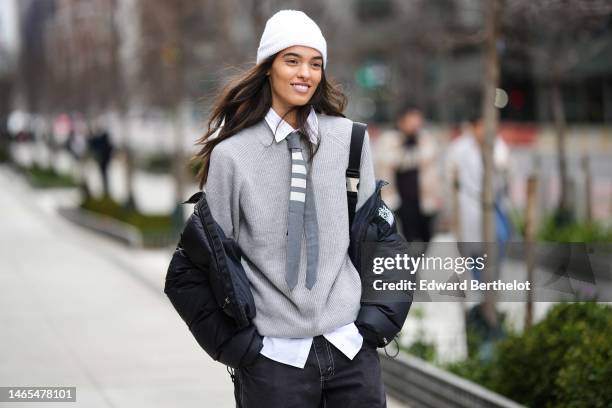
205, 114, 375, 337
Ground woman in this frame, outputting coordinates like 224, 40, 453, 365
190, 10, 386, 407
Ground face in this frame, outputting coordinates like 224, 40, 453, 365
267, 45, 323, 114
471, 120, 484, 144
397, 110, 423, 135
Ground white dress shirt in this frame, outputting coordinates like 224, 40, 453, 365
260, 106, 364, 368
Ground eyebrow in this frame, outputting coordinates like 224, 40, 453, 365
282, 52, 323, 61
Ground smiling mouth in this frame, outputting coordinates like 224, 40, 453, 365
291, 83, 311, 94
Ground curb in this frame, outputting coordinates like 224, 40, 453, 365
58, 206, 144, 247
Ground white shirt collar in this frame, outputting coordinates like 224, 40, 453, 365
264, 107, 319, 145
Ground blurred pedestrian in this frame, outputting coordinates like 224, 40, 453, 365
446, 114, 511, 279
447, 114, 511, 360
87, 123, 114, 197
375, 104, 441, 243
180, 10, 387, 408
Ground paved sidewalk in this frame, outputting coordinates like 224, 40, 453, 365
0, 166, 406, 408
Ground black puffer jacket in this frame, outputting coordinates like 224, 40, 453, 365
164, 191, 262, 369
350, 181, 415, 348
165, 182, 413, 367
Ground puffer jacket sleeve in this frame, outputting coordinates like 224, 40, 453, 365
357, 299, 412, 348
351, 181, 415, 348
355, 132, 410, 348
164, 241, 262, 369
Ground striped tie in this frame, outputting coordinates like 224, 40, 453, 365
285, 131, 318, 290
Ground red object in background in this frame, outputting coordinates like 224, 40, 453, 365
499, 121, 538, 146
509, 90, 526, 110
15, 131, 34, 143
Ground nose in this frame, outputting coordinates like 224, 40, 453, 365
297, 62, 311, 80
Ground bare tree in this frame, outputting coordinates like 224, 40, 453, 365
137, 0, 215, 226
110, 0, 137, 209
37, 0, 132, 199
45, 0, 121, 118
16, 0, 55, 116
503, 0, 612, 221
481, 0, 504, 327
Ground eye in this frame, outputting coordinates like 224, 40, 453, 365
312, 62, 322, 69
286, 59, 298, 65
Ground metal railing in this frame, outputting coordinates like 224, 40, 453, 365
380, 352, 524, 408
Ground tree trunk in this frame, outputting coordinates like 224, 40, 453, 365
120, 114, 136, 210
524, 175, 538, 330
480, 0, 502, 328
582, 155, 592, 222
551, 74, 571, 222
172, 105, 187, 229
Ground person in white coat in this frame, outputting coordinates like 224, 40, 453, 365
446, 115, 511, 287
446, 116, 510, 243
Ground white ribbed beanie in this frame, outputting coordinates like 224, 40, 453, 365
256, 10, 327, 68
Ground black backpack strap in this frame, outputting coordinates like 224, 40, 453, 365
347, 122, 367, 227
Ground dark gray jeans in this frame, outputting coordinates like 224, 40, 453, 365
233, 334, 387, 408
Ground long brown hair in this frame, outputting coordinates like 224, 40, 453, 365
191, 53, 348, 189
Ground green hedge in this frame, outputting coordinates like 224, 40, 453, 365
80, 195, 177, 247
138, 153, 202, 179
511, 212, 612, 243
538, 216, 612, 243
22, 164, 78, 188
447, 303, 612, 407
140, 153, 173, 174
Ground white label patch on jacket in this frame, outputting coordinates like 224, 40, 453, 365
378, 205, 394, 226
